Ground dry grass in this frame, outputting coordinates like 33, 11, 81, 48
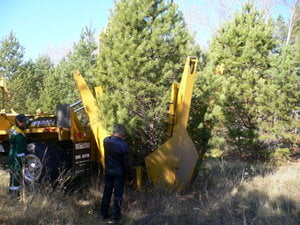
0, 157, 299, 225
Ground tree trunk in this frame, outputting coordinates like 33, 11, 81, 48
286, 0, 299, 46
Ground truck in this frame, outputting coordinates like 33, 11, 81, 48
0, 80, 95, 182
0, 56, 198, 189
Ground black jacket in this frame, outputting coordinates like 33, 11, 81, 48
103, 136, 133, 180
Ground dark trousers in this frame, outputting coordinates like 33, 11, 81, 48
9, 156, 22, 191
100, 174, 124, 220
9, 169, 22, 188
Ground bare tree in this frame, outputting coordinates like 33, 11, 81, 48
286, 0, 300, 46
176, 0, 297, 47
178, 0, 242, 47
253, 0, 283, 13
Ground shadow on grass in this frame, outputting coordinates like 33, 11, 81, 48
1, 158, 298, 225
133, 191, 298, 225
130, 158, 299, 225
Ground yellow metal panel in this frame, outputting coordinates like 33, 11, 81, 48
215, 63, 225, 75
73, 71, 110, 167
135, 166, 143, 190
69, 109, 85, 139
0, 114, 11, 130
166, 83, 179, 137
145, 129, 198, 188
145, 56, 199, 190
0, 77, 7, 91
58, 128, 71, 140
174, 56, 198, 130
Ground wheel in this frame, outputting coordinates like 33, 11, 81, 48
24, 142, 70, 183
24, 153, 43, 182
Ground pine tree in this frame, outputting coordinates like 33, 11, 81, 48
67, 25, 98, 87
0, 31, 24, 81
9, 60, 34, 112
39, 65, 64, 113
203, 2, 278, 154
96, 0, 198, 155
267, 31, 300, 142
188, 52, 225, 159
274, 15, 288, 47
40, 26, 97, 112
10, 56, 54, 113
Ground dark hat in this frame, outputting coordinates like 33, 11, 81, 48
15, 114, 28, 122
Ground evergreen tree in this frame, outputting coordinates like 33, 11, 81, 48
267, 31, 300, 142
9, 60, 34, 112
40, 26, 97, 112
10, 56, 54, 113
0, 31, 24, 81
188, 52, 224, 159
39, 65, 64, 113
29, 56, 54, 112
67, 25, 98, 87
274, 15, 288, 47
203, 2, 278, 154
97, 0, 199, 155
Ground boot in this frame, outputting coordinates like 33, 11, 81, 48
9, 189, 20, 198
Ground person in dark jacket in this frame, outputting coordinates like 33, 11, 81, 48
8, 114, 30, 197
100, 124, 134, 222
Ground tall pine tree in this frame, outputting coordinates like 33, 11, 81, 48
0, 31, 24, 81
40, 26, 97, 112
10, 56, 54, 113
203, 2, 278, 154
267, 31, 300, 143
96, 0, 199, 155
0, 31, 25, 111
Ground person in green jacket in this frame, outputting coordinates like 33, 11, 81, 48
8, 114, 30, 197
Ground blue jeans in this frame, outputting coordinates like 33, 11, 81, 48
100, 174, 124, 220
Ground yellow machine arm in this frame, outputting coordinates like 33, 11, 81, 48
145, 56, 199, 190
0, 76, 8, 112
0, 76, 11, 131
73, 71, 110, 167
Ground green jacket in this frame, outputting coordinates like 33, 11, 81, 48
9, 125, 27, 171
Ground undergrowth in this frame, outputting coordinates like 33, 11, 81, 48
0, 157, 299, 225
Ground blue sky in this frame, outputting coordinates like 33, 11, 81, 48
0, 0, 294, 63
0, 0, 114, 62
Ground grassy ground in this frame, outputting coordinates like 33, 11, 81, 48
0, 157, 299, 225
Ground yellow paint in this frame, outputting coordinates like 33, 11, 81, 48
73, 71, 110, 167
215, 63, 225, 75
166, 83, 179, 137
135, 166, 143, 190
145, 56, 199, 190
0, 114, 11, 130
70, 109, 84, 139
0, 77, 7, 91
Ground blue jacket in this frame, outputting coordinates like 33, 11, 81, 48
103, 136, 133, 179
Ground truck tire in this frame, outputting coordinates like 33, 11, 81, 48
24, 142, 69, 183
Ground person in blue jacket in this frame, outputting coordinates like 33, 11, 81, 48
100, 124, 134, 222
8, 114, 30, 197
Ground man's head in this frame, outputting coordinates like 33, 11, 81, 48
112, 124, 127, 138
15, 114, 29, 130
